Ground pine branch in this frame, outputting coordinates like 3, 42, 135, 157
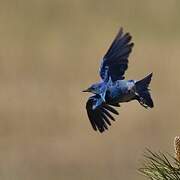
139, 148, 180, 180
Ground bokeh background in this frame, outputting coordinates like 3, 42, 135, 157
0, 0, 180, 180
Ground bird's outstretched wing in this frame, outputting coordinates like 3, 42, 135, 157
86, 95, 119, 133
100, 27, 134, 81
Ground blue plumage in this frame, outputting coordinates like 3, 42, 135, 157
83, 28, 154, 133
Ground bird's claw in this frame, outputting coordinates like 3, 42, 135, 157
139, 97, 148, 109
140, 101, 148, 109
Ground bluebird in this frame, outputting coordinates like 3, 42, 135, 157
83, 28, 154, 133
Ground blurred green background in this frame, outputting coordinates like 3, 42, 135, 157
0, 0, 180, 180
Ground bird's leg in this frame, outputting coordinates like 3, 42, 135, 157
139, 100, 148, 109
139, 97, 148, 109
135, 92, 148, 109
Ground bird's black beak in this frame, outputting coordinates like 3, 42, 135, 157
82, 88, 91, 92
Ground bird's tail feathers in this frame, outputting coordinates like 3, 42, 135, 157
135, 73, 154, 108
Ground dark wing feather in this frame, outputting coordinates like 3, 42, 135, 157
100, 27, 134, 81
86, 95, 119, 133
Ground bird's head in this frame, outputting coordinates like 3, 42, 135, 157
82, 83, 103, 95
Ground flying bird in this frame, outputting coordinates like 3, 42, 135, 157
83, 27, 154, 133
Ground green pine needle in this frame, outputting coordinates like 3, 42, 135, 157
139, 149, 180, 180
